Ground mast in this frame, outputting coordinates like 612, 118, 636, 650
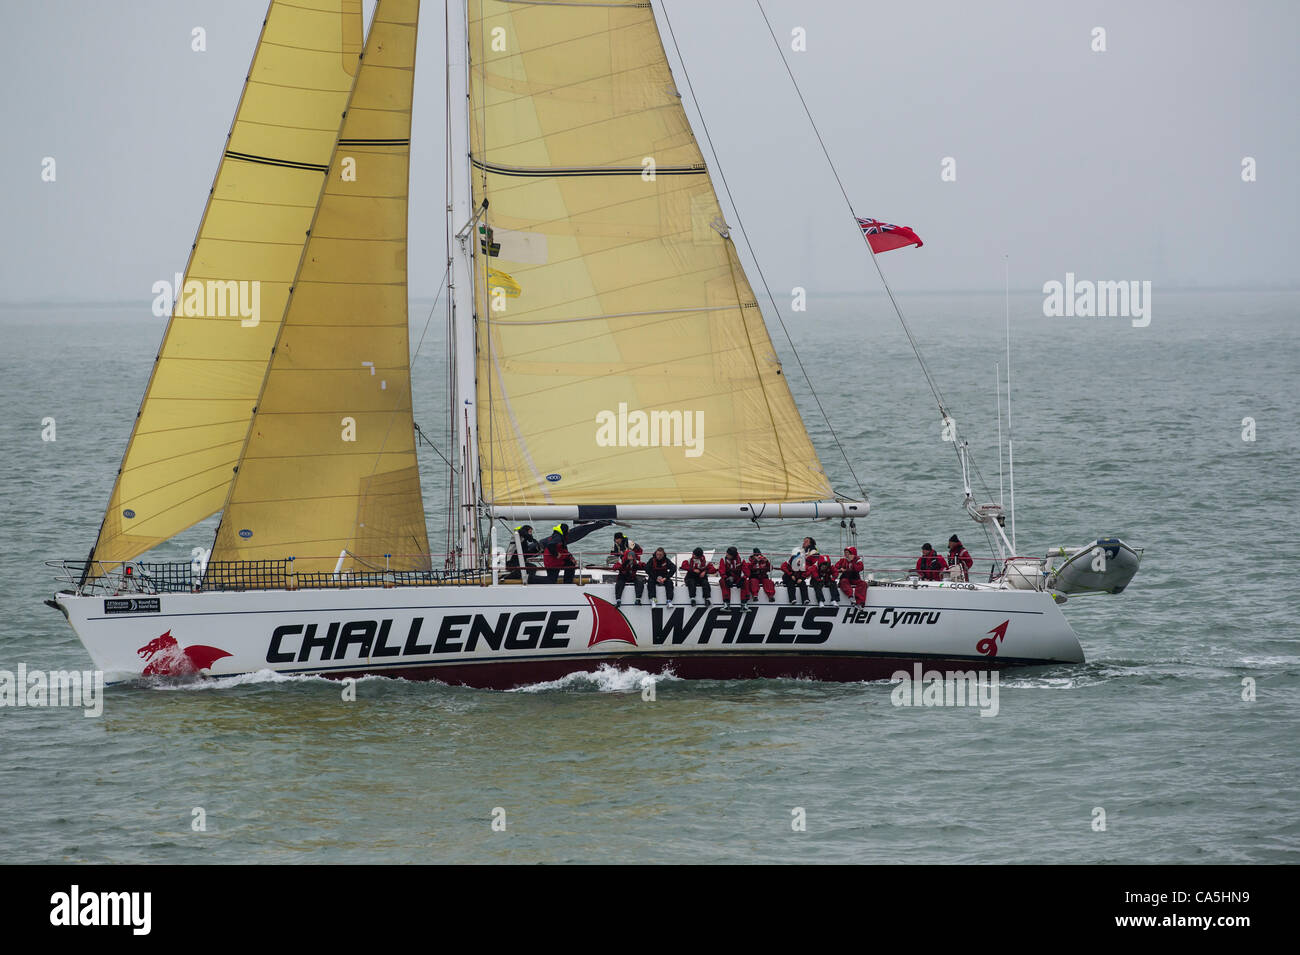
447, 0, 481, 569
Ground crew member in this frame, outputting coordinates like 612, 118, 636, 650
614, 542, 643, 606
644, 547, 677, 606
809, 548, 838, 606
718, 546, 749, 608
680, 547, 717, 606
916, 543, 948, 581
947, 535, 973, 582
745, 547, 776, 603
608, 532, 640, 567
541, 520, 612, 583
504, 524, 541, 582
835, 545, 867, 606
780, 547, 810, 605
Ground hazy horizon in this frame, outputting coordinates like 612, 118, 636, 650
3, 0, 1297, 305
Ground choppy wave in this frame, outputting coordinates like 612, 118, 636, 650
510, 664, 680, 693
147, 669, 345, 691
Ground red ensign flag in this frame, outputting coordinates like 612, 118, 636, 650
856, 217, 924, 254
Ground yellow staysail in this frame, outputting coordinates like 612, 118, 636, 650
467, 0, 833, 507
91, 0, 365, 566
211, 0, 429, 573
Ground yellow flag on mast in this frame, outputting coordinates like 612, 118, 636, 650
467, 0, 833, 508
211, 0, 429, 574
90, 0, 365, 568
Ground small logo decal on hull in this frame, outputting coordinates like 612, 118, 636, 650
976, 620, 1010, 657
104, 597, 161, 614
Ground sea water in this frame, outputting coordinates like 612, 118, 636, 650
0, 290, 1295, 863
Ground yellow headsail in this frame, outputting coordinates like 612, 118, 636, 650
211, 0, 429, 573
467, 0, 833, 507
91, 0, 365, 566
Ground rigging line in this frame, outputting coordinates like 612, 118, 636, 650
411, 260, 452, 364
444, 0, 457, 563
657, 0, 867, 502
414, 421, 455, 470
753, 0, 996, 505
405, 264, 455, 486
475, 0, 495, 551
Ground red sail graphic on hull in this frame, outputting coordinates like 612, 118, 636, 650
585, 595, 639, 647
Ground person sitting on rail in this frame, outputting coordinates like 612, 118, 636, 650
644, 547, 676, 606
745, 547, 776, 604
614, 542, 643, 606
808, 547, 838, 607
780, 540, 812, 605
680, 547, 717, 606
834, 545, 867, 607
717, 546, 749, 608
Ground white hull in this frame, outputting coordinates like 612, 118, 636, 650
50, 581, 1083, 689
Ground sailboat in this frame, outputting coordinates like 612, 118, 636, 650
46, 0, 1138, 689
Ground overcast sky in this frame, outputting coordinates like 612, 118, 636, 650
3, 0, 1297, 305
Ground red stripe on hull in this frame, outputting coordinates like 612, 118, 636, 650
311, 654, 1015, 690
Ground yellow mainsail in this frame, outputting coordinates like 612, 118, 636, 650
91, 0, 365, 566
467, 0, 833, 507
211, 0, 429, 573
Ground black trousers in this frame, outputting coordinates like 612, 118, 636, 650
782, 573, 808, 604
546, 565, 575, 584
647, 578, 674, 601
811, 579, 838, 603
615, 579, 643, 602
684, 575, 711, 601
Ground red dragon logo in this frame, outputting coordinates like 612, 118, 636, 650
137, 630, 232, 676
584, 594, 638, 648
976, 620, 1010, 658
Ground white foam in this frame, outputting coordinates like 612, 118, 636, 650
999, 675, 1110, 689
510, 663, 679, 694
149, 668, 337, 691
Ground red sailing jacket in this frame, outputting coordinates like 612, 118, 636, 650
543, 540, 572, 569
718, 555, 748, 587
746, 555, 772, 579
680, 556, 717, 579
834, 549, 864, 582
615, 550, 642, 581
948, 547, 973, 572
780, 556, 807, 580
810, 555, 836, 584
916, 553, 948, 580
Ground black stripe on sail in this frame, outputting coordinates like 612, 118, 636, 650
471, 158, 706, 178
338, 138, 410, 146
224, 150, 329, 172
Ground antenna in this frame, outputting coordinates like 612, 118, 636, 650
996, 361, 1004, 508
1005, 254, 1016, 553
